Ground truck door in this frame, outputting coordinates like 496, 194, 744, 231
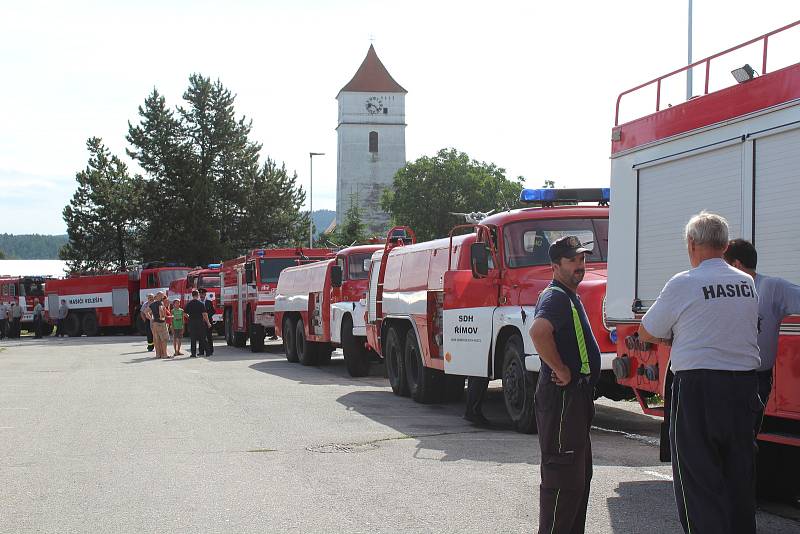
442, 237, 499, 377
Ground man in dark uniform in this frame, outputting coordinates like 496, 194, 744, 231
198, 288, 215, 356
530, 236, 601, 534
639, 212, 760, 534
185, 290, 210, 358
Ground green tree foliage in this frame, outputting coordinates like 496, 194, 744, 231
381, 148, 524, 241
60, 138, 142, 272
0, 234, 68, 259
334, 195, 367, 246
0, 249, 6, 259
126, 75, 308, 265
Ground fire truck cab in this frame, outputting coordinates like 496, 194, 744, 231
221, 248, 332, 351
0, 275, 52, 335
274, 245, 382, 374
131, 264, 191, 334
366, 196, 625, 433
168, 265, 223, 334
606, 22, 800, 494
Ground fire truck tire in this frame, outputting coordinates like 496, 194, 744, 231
404, 328, 440, 403
502, 334, 538, 434
233, 331, 248, 348
135, 315, 147, 336
342, 316, 370, 377
82, 313, 99, 337
64, 314, 82, 337
384, 325, 409, 397
295, 319, 316, 366
250, 324, 265, 352
443, 375, 465, 402
315, 344, 333, 365
283, 317, 299, 362
224, 310, 234, 346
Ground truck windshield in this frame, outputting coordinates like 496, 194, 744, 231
158, 269, 191, 286
198, 275, 220, 288
21, 279, 45, 297
503, 218, 608, 268
348, 253, 372, 280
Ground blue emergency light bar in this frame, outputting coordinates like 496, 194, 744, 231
207, 263, 221, 269
519, 188, 610, 206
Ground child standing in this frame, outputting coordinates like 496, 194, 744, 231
170, 299, 185, 356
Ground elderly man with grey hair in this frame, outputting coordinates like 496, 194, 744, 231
637, 211, 761, 534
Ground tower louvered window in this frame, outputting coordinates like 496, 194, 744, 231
369, 131, 378, 153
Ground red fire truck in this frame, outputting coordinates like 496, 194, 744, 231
167, 265, 224, 335
606, 22, 800, 493
221, 248, 332, 351
0, 276, 53, 335
274, 245, 382, 374
44, 264, 190, 337
364, 194, 628, 433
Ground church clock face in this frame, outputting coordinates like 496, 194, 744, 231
365, 96, 383, 115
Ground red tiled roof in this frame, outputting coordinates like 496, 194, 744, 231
338, 45, 407, 95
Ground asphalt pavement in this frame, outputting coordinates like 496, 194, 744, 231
0, 336, 797, 533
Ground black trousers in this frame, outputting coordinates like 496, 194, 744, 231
189, 324, 208, 356
535, 374, 594, 534
11, 318, 21, 338
670, 370, 759, 534
55, 318, 64, 337
205, 322, 214, 354
465, 376, 489, 416
34, 316, 42, 338
0, 319, 6, 339
146, 319, 153, 346
754, 369, 773, 436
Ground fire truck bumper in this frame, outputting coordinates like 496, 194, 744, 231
524, 352, 617, 373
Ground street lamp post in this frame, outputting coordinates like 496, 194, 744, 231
309, 152, 325, 248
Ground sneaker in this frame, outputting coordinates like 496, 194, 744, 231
464, 411, 492, 428
190, 354, 196, 358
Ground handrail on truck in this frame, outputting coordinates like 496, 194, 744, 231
614, 19, 800, 126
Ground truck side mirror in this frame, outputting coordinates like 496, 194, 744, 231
331, 265, 343, 288
245, 263, 254, 284
470, 242, 490, 278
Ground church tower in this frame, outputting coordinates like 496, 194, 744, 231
336, 45, 406, 234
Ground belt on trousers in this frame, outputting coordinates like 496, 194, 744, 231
675, 369, 756, 377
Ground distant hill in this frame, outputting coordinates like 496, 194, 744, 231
312, 210, 336, 236
0, 234, 68, 260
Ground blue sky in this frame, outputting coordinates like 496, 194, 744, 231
1, 0, 798, 234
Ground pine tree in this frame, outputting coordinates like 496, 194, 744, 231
60, 137, 142, 272
336, 194, 367, 246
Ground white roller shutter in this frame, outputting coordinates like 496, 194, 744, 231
754, 127, 800, 285
636, 144, 743, 305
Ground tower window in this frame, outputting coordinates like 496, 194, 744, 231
369, 131, 379, 153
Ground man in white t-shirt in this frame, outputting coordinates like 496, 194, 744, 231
638, 212, 760, 534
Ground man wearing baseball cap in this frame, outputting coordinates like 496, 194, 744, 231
530, 235, 601, 534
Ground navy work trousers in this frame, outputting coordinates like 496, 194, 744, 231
670, 370, 760, 534
535, 374, 594, 534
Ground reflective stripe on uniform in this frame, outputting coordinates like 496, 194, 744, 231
542, 286, 590, 374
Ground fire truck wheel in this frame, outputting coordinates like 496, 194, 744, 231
233, 331, 248, 348
384, 325, 409, 397
135, 315, 147, 336
283, 317, 298, 362
404, 328, 440, 403
295, 318, 317, 366
64, 314, 82, 337
315, 344, 333, 365
342, 316, 370, 377
502, 334, 537, 434
250, 324, 265, 352
224, 310, 234, 346
443, 375, 465, 402
81, 313, 100, 337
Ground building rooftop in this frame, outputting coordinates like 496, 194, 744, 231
338, 45, 407, 95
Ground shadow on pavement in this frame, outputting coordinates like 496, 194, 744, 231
248, 351, 388, 384
606, 480, 682, 533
